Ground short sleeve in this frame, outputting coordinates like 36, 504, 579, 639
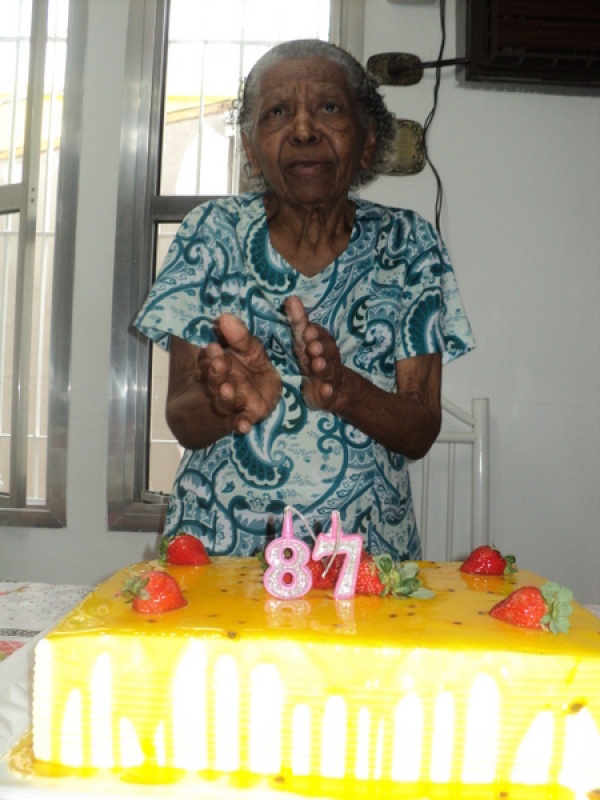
388, 211, 475, 365
133, 201, 245, 350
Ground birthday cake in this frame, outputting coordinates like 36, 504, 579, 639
24, 556, 600, 798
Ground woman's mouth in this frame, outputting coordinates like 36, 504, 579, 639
287, 159, 330, 175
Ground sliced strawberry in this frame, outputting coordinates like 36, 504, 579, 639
161, 533, 211, 566
489, 582, 573, 633
122, 570, 187, 614
460, 545, 516, 576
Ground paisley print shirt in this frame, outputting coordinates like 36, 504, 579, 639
134, 193, 475, 559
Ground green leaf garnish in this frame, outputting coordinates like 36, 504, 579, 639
158, 537, 169, 564
503, 554, 518, 575
540, 582, 573, 634
374, 558, 435, 600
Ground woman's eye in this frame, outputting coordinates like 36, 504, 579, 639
268, 105, 285, 117
323, 102, 339, 113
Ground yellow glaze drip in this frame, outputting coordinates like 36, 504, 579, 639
18, 559, 600, 799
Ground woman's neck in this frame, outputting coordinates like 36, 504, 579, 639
264, 192, 356, 277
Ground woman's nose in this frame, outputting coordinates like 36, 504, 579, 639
290, 108, 319, 142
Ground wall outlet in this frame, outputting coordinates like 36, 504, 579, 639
385, 120, 426, 176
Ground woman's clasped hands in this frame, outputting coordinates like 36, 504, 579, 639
202, 295, 344, 434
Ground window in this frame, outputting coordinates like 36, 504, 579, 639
109, 0, 363, 531
0, 0, 82, 526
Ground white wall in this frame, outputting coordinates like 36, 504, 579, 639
1, 0, 598, 603
362, 0, 600, 601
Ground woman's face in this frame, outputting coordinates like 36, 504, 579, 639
242, 57, 376, 209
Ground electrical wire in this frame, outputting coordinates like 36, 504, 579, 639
423, 0, 447, 235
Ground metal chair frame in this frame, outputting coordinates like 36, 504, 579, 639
411, 397, 490, 561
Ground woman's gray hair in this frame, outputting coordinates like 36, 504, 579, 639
237, 39, 396, 187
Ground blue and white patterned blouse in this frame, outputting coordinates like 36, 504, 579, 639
135, 192, 475, 559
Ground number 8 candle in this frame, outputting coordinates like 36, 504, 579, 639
264, 507, 312, 599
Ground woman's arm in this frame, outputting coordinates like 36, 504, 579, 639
332, 353, 442, 459
285, 296, 442, 459
166, 315, 282, 449
166, 337, 232, 450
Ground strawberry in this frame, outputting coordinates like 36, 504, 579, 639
160, 533, 211, 566
460, 545, 516, 576
356, 554, 435, 599
355, 553, 385, 595
308, 554, 344, 590
121, 570, 187, 614
489, 582, 573, 633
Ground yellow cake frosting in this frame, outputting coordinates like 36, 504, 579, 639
26, 558, 600, 798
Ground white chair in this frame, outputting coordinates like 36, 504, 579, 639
409, 397, 490, 561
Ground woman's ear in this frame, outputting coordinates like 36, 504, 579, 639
359, 124, 378, 172
241, 132, 261, 178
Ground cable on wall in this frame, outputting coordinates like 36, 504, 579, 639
367, 0, 467, 238
422, 0, 446, 235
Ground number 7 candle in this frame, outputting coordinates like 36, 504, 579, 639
313, 512, 363, 600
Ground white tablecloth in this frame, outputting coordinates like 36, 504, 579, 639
0, 581, 90, 663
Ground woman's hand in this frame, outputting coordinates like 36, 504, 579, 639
166, 316, 282, 448
285, 295, 442, 459
202, 314, 282, 434
285, 295, 345, 410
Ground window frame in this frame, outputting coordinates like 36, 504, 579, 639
0, 0, 84, 527
108, 0, 364, 532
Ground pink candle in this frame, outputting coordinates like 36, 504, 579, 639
264, 507, 312, 599
313, 512, 363, 600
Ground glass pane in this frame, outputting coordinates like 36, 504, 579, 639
148, 223, 182, 495
0, 213, 19, 497
148, 345, 183, 495
160, 0, 331, 196
27, 1, 68, 504
0, 0, 32, 186
0, 0, 68, 507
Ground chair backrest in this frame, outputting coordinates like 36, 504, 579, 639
409, 397, 490, 561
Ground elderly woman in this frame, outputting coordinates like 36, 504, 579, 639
135, 39, 474, 559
